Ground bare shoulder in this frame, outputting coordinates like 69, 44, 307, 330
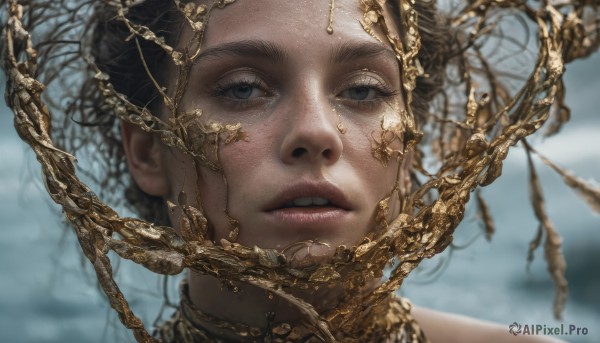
411, 306, 566, 343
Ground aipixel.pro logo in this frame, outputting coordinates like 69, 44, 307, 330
508, 322, 588, 337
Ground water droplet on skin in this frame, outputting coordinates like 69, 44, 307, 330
326, 0, 335, 34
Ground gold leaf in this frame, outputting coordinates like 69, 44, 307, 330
309, 266, 341, 283
254, 246, 286, 268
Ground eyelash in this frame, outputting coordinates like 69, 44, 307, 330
211, 75, 271, 109
210, 74, 398, 110
336, 77, 399, 109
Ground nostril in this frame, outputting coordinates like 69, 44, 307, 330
292, 147, 307, 158
322, 149, 332, 159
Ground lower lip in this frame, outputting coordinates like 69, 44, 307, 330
264, 207, 350, 229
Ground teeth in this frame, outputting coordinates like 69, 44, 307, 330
287, 197, 330, 207
292, 197, 313, 206
312, 197, 329, 206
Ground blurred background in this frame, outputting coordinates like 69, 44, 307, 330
1, 48, 599, 343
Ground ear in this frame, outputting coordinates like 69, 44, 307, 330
121, 122, 170, 197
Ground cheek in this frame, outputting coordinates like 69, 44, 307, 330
344, 118, 404, 220
217, 126, 277, 192
345, 120, 401, 188
160, 143, 240, 237
161, 150, 209, 235
359, 151, 400, 197
192, 129, 275, 236
221, 138, 271, 172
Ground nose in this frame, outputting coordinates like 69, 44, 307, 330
279, 91, 343, 166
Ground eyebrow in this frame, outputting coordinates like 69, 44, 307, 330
330, 41, 398, 64
194, 40, 288, 64
193, 39, 398, 65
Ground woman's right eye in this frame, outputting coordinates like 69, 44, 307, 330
221, 83, 267, 100
211, 72, 272, 107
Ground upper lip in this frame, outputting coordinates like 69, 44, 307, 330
263, 181, 353, 211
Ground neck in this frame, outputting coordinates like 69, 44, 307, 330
168, 272, 425, 342
187, 272, 346, 328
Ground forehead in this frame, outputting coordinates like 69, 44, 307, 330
196, 0, 399, 50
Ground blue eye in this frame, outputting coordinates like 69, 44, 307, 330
224, 84, 266, 100
217, 81, 268, 101
230, 84, 255, 99
345, 86, 374, 100
336, 74, 398, 106
340, 86, 378, 101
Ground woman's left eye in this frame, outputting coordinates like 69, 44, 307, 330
336, 76, 397, 106
340, 86, 378, 101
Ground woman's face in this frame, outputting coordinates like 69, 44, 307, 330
161, 0, 405, 264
